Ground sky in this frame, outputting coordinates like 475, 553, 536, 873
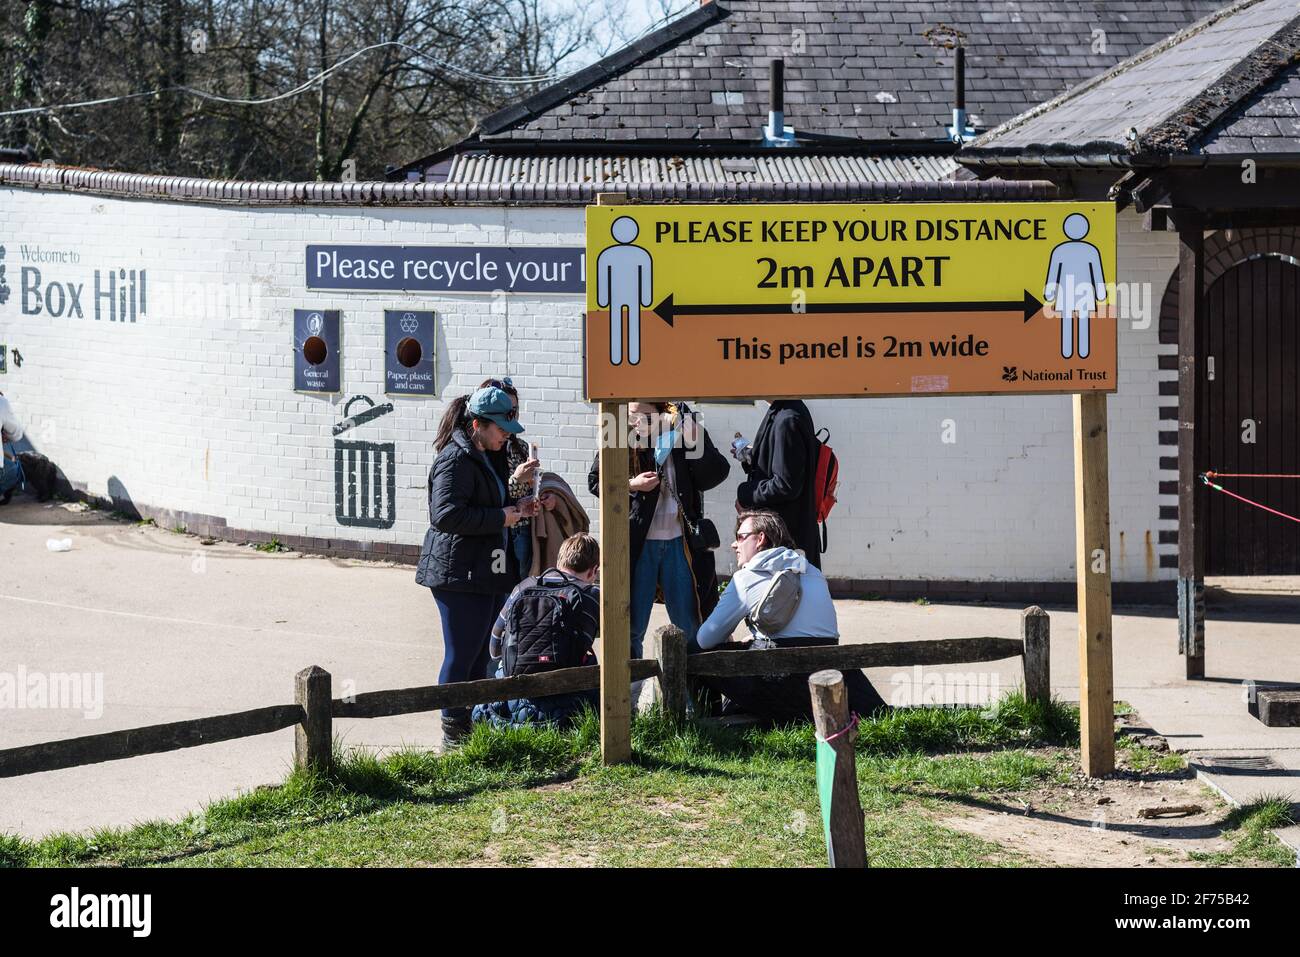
565, 0, 696, 70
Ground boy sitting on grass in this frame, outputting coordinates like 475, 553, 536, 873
472, 533, 601, 729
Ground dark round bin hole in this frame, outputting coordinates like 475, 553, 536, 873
396, 336, 422, 368
303, 336, 328, 365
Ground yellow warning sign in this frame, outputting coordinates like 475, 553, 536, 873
584, 201, 1117, 401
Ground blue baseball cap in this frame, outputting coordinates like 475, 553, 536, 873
468, 386, 524, 434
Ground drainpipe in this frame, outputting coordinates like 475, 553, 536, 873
763, 58, 796, 147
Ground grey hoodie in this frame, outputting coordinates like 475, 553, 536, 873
696, 546, 838, 650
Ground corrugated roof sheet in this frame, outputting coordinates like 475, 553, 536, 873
445, 152, 960, 186
0, 161, 1057, 205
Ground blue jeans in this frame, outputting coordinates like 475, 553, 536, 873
630, 536, 699, 659
511, 526, 532, 577
0, 456, 21, 497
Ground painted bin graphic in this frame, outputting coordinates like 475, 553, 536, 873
333, 395, 396, 529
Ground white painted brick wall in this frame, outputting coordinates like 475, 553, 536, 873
0, 191, 1177, 582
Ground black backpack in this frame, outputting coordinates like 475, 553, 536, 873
502, 569, 599, 677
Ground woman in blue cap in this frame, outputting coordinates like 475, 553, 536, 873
418, 385, 538, 746
478, 377, 541, 577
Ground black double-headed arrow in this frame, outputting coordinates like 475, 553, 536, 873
652, 290, 1045, 326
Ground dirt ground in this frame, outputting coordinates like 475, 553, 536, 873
935, 720, 1243, 867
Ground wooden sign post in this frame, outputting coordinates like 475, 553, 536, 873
596, 193, 633, 765
597, 398, 632, 764
1074, 392, 1115, 776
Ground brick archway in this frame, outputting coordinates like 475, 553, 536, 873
1159, 228, 1300, 346
1155, 227, 1300, 571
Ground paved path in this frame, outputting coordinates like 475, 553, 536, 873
3, 498, 1300, 849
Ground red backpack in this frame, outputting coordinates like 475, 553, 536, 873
813, 427, 838, 551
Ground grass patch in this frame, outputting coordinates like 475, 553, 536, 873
0, 833, 34, 868
1189, 795, 1297, 867
2, 694, 1273, 869
253, 538, 288, 553
1117, 735, 1187, 774
4, 696, 1074, 868
856, 690, 1077, 755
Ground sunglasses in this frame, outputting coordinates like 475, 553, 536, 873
735, 529, 760, 543
485, 377, 514, 390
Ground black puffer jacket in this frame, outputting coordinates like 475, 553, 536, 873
415, 428, 520, 594
736, 400, 821, 569
588, 424, 730, 619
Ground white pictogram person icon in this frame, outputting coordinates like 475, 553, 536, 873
596, 215, 654, 366
1043, 213, 1107, 360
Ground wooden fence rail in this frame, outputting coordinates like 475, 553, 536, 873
0, 704, 305, 779
0, 608, 1048, 779
652, 605, 1050, 723
0, 660, 662, 779
332, 660, 662, 720
686, 637, 1026, 676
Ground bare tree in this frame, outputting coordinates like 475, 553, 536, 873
0, 0, 606, 179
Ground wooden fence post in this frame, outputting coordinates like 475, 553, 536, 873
654, 624, 688, 724
1020, 606, 1050, 707
809, 670, 867, 868
295, 665, 333, 773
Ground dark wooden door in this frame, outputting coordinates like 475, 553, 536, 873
1203, 254, 1300, 575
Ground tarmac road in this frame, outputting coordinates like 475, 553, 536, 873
4, 497, 1300, 847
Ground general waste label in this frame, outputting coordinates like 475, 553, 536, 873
583, 201, 1117, 401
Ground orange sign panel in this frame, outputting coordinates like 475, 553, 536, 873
584, 202, 1117, 401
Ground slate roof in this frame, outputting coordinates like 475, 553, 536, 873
962, 0, 1300, 160
470, 0, 1229, 147
1200, 55, 1300, 152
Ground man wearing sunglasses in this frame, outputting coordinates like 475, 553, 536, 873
693, 509, 885, 723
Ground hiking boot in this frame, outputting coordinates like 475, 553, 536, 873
440, 712, 473, 750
